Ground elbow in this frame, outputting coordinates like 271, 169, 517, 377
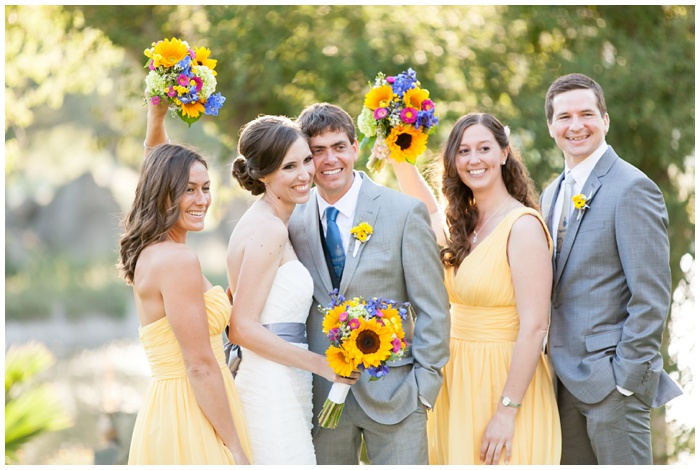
184, 355, 217, 377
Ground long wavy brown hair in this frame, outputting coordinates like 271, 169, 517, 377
440, 113, 539, 269
118, 144, 208, 285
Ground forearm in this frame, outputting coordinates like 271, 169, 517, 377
144, 101, 170, 154
186, 361, 249, 464
502, 327, 548, 404
390, 160, 440, 214
231, 321, 330, 379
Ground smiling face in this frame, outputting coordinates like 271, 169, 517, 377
172, 161, 211, 237
547, 88, 610, 167
453, 124, 508, 194
260, 136, 315, 208
308, 130, 358, 204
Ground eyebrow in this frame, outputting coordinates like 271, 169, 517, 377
312, 140, 347, 149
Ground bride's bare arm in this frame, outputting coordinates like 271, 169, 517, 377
160, 247, 249, 464
390, 159, 447, 246
228, 219, 358, 384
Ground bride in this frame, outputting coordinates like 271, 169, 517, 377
226, 115, 358, 465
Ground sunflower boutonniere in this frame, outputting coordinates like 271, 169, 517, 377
350, 222, 373, 257
572, 192, 593, 220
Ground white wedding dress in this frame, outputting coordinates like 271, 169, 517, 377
234, 260, 317, 465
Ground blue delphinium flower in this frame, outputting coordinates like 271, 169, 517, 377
204, 92, 226, 116
391, 68, 418, 96
415, 108, 439, 130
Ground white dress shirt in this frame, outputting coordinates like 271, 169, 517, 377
551, 141, 608, 254
317, 171, 363, 254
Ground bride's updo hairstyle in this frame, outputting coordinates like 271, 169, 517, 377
232, 115, 307, 196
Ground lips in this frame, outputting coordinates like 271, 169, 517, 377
320, 168, 342, 176
186, 210, 205, 217
469, 169, 486, 176
292, 184, 309, 192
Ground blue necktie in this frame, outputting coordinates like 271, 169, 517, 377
325, 206, 345, 280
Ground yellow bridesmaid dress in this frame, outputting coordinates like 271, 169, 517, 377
429, 207, 561, 465
128, 286, 252, 464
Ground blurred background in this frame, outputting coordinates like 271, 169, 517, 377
4, 4, 695, 464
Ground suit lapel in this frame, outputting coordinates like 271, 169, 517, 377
339, 173, 380, 295
303, 192, 334, 295
542, 172, 564, 235
553, 148, 618, 288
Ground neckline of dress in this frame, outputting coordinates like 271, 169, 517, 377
453, 206, 529, 278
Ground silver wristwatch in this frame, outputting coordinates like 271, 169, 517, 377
500, 395, 521, 408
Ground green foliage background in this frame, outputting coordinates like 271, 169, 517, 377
4, 4, 694, 463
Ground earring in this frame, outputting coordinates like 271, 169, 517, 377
501, 160, 506, 165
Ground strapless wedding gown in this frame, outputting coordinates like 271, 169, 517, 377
234, 260, 317, 465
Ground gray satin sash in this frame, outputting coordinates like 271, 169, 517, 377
263, 322, 307, 344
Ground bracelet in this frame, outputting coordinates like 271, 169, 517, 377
144, 138, 171, 150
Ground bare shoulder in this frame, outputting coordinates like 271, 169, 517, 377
510, 213, 548, 246
138, 241, 201, 281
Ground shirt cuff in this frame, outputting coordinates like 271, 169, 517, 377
419, 395, 432, 410
617, 385, 634, 396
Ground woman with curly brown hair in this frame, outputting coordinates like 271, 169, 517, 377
119, 104, 252, 464
391, 112, 561, 464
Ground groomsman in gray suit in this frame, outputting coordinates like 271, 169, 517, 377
540, 73, 682, 464
289, 103, 450, 464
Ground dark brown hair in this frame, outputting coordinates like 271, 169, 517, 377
296, 102, 356, 142
441, 113, 538, 268
232, 115, 306, 196
118, 144, 208, 284
545, 73, 607, 123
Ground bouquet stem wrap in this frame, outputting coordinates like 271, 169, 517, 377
318, 383, 351, 429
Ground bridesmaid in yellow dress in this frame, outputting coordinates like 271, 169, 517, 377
117, 131, 251, 464
392, 113, 561, 464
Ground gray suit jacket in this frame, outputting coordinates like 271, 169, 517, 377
289, 172, 450, 426
540, 147, 682, 408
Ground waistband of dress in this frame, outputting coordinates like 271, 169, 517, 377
263, 322, 307, 344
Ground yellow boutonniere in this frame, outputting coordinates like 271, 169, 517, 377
572, 193, 592, 220
350, 222, 373, 257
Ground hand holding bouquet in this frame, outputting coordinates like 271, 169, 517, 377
318, 290, 410, 429
357, 68, 439, 172
144, 37, 226, 126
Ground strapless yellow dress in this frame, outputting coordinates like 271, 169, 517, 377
428, 207, 561, 464
128, 286, 252, 464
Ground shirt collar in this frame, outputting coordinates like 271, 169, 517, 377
566, 141, 608, 187
317, 171, 363, 220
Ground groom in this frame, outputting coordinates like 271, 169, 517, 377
540, 73, 682, 464
289, 102, 450, 464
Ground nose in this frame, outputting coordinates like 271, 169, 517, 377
196, 189, 209, 205
569, 115, 584, 131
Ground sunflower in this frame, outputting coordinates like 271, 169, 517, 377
193, 46, 217, 76
180, 101, 205, 119
147, 37, 189, 68
322, 305, 346, 334
379, 306, 405, 340
326, 345, 357, 377
346, 318, 393, 369
386, 125, 428, 165
363, 85, 394, 111
404, 87, 430, 110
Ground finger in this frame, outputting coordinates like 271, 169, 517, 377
504, 440, 512, 464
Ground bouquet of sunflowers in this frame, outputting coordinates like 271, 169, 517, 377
318, 290, 410, 429
144, 37, 226, 126
357, 68, 439, 172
